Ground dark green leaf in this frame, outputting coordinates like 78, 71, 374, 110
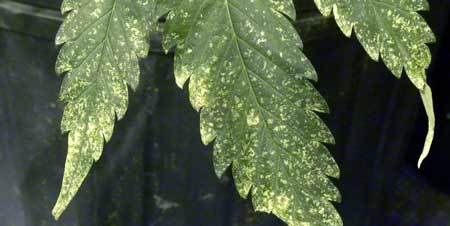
164, 0, 341, 225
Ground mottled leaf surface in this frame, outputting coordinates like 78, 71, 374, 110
164, 0, 341, 225
53, 0, 154, 219
314, 0, 436, 166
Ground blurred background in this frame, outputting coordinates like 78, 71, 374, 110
0, 0, 449, 225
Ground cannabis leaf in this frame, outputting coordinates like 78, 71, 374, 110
53, 0, 154, 219
164, 0, 342, 225
313, 0, 436, 167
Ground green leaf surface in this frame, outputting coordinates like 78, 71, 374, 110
164, 0, 341, 225
53, 0, 154, 219
314, 0, 436, 166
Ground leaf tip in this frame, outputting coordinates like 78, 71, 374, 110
51, 205, 62, 220
52, 193, 70, 220
417, 158, 423, 169
417, 84, 435, 169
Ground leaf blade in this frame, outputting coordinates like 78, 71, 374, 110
165, 0, 341, 225
53, 0, 154, 219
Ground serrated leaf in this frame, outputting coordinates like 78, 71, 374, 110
53, 0, 154, 219
164, 0, 341, 225
314, 0, 436, 167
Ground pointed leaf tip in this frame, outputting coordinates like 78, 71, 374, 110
417, 84, 435, 168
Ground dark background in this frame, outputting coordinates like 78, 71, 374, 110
0, 0, 449, 225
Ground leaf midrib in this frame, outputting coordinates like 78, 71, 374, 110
223, 0, 273, 138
